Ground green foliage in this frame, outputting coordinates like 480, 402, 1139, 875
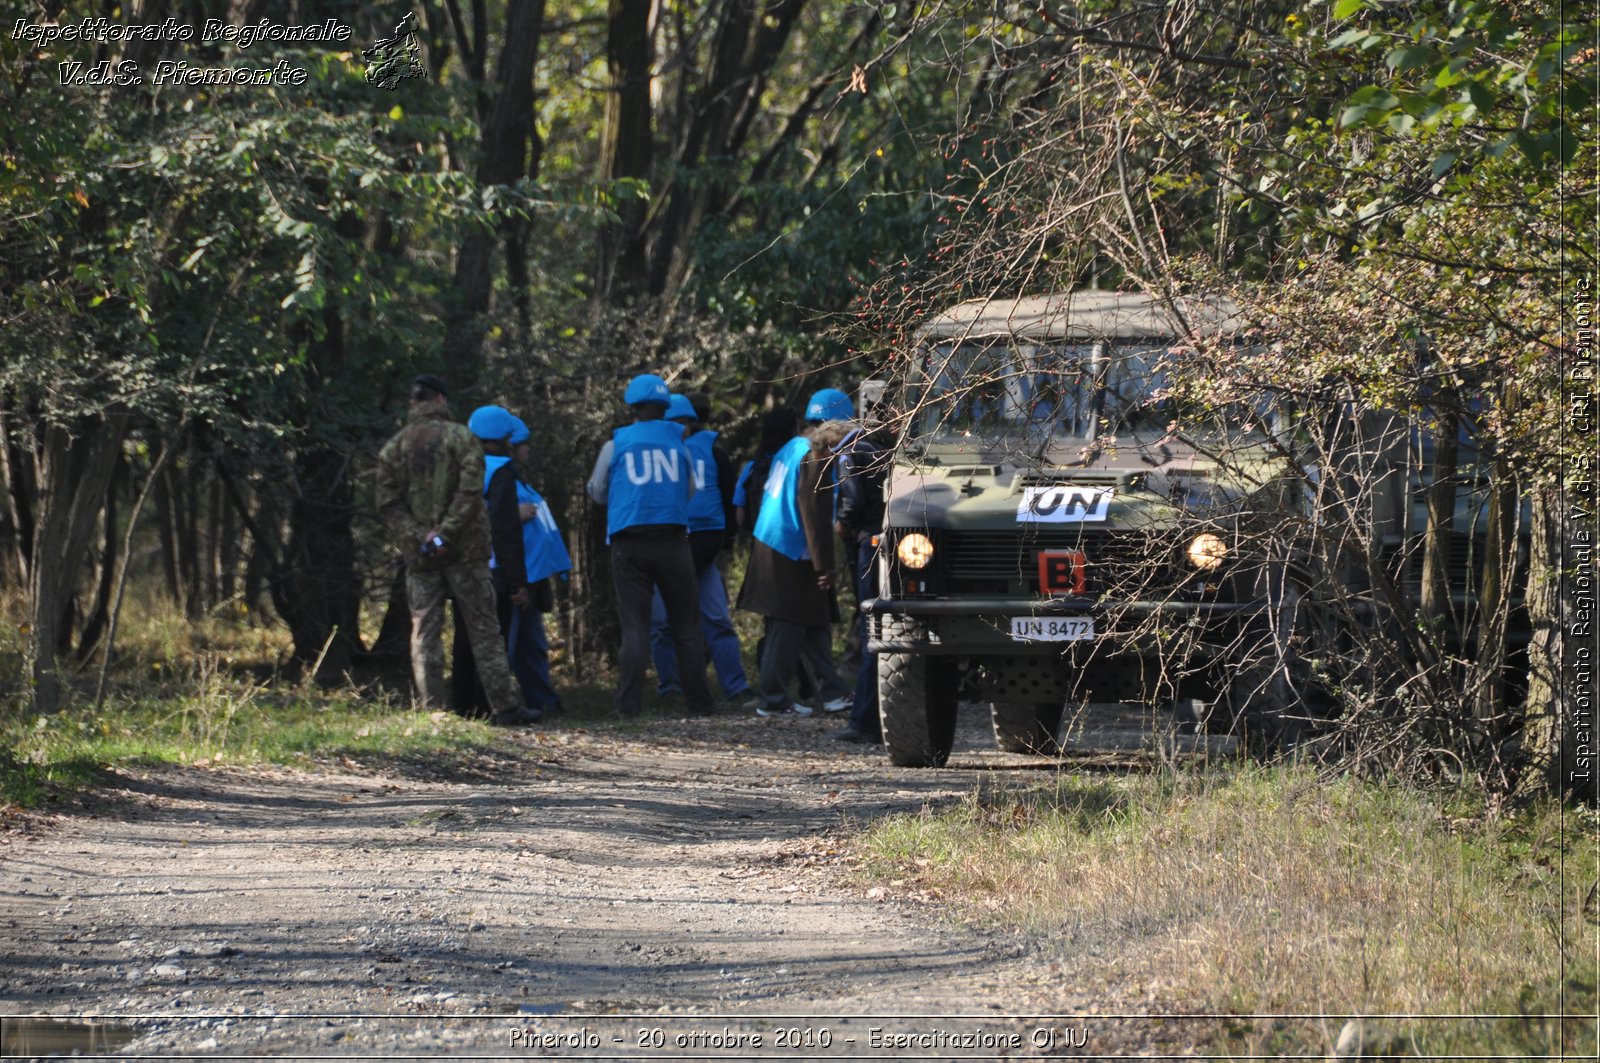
1325, 0, 1585, 167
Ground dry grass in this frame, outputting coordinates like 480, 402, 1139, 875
856, 764, 1598, 1056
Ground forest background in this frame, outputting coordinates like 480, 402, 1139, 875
0, 0, 1594, 802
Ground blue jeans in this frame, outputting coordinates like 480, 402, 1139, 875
651, 562, 751, 698
506, 606, 561, 711
849, 541, 880, 736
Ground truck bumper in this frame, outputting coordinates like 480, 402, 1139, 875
863, 596, 1269, 655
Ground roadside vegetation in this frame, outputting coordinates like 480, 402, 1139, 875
0, 592, 622, 812
855, 764, 1598, 1058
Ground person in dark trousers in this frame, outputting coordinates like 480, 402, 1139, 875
736, 388, 855, 717
586, 374, 716, 718
375, 377, 538, 728
648, 394, 755, 709
830, 421, 888, 743
450, 405, 545, 722
507, 414, 569, 714
732, 406, 820, 702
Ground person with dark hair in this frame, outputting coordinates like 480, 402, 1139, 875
830, 420, 888, 744
586, 375, 716, 718
733, 406, 801, 533
736, 389, 855, 717
376, 377, 539, 727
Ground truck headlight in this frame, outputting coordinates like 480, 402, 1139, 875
896, 532, 935, 569
1186, 532, 1227, 571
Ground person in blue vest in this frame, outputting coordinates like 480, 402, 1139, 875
647, 394, 756, 709
505, 413, 570, 715
448, 404, 543, 726
735, 388, 856, 717
585, 375, 716, 718
732, 406, 801, 534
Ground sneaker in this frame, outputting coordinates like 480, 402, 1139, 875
820, 695, 854, 715
831, 726, 879, 744
756, 701, 814, 717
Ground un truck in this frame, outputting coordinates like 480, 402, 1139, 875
864, 290, 1306, 767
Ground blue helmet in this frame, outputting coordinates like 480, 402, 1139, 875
467, 404, 516, 441
665, 394, 697, 422
805, 387, 854, 423
508, 415, 531, 445
623, 373, 672, 407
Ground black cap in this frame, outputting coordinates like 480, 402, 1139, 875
412, 373, 449, 399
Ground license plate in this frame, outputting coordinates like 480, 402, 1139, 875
1009, 616, 1095, 642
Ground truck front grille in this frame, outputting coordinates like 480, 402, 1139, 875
943, 529, 1171, 596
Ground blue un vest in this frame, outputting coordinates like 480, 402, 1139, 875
607, 420, 694, 536
752, 435, 813, 561
481, 454, 513, 570
683, 430, 724, 534
517, 481, 573, 583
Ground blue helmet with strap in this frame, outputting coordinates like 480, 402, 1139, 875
665, 394, 697, 422
804, 387, 854, 423
623, 374, 672, 407
508, 415, 531, 445
467, 405, 516, 441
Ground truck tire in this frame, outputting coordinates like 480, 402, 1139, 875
990, 701, 1061, 754
878, 653, 958, 767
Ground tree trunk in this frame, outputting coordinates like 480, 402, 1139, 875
95, 442, 172, 709
281, 446, 364, 681
366, 559, 413, 690
1419, 405, 1459, 628
178, 445, 203, 618
153, 460, 183, 609
442, 0, 546, 370
26, 414, 130, 713
1517, 483, 1599, 803
0, 409, 36, 588
1474, 455, 1519, 736
597, 0, 654, 300
75, 456, 121, 660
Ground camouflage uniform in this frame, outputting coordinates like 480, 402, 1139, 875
377, 404, 522, 715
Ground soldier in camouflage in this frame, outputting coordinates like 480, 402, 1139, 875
376, 375, 540, 727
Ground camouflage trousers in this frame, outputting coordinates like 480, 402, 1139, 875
407, 561, 521, 716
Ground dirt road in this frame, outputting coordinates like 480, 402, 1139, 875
0, 708, 1198, 1059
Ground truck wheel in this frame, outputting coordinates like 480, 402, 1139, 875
878, 653, 958, 767
990, 701, 1061, 754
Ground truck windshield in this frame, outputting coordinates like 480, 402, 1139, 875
912, 341, 1180, 441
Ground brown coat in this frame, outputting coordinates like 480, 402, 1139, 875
736, 424, 847, 627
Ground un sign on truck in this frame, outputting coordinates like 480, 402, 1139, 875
1016, 485, 1113, 523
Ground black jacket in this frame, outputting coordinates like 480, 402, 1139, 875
485, 460, 528, 594
832, 428, 887, 544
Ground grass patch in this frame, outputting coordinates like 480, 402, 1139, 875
0, 664, 514, 808
855, 763, 1599, 1058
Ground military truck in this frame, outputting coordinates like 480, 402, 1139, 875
864, 290, 1304, 767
